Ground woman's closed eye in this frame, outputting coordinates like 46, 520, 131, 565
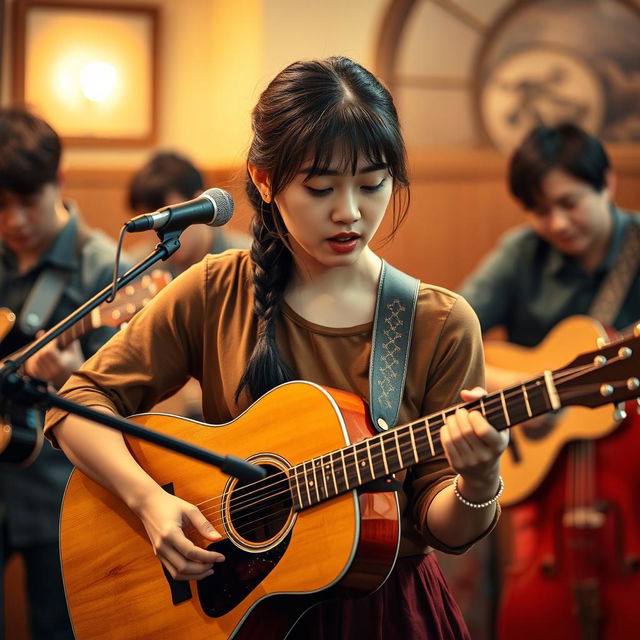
305, 185, 332, 197
361, 178, 387, 192
305, 178, 387, 197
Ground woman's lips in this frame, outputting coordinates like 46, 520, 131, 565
327, 233, 360, 254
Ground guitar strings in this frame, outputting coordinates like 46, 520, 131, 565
190, 359, 614, 529
187, 358, 625, 536
189, 406, 594, 540
191, 358, 601, 518
196, 383, 620, 535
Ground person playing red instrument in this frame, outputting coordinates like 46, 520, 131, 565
460, 123, 640, 639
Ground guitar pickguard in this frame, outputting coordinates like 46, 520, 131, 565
197, 534, 291, 617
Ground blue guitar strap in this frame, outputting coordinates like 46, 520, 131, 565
368, 260, 420, 432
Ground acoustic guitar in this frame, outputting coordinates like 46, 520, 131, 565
485, 316, 623, 506
59, 328, 640, 640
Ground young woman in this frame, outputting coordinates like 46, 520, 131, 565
45, 57, 508, 639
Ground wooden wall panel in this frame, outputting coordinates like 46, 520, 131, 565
378, 146, 640, 291
60, 147, 640, 293
375, 150, 519, 290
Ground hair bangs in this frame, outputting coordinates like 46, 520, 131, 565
287, 101, 405, 184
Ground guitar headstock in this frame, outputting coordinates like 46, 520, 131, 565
100, 270, 172, 328
555, 324, 640, 409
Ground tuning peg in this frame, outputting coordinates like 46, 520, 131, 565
613, 403, 627, 421
600, 384, 614, 397
596, 336, 608, 348
594, 355, 607, 367
628, 378, 640, 391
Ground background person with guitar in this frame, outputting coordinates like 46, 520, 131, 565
44, 57, 509, 639
0, 108, 133, 638
460, 123, 640, 638
124, 150, 251, 422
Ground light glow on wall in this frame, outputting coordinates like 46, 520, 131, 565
79, 61, 118, 103
22, 6, 154, 141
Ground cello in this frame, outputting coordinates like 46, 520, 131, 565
497, 400, 640, 639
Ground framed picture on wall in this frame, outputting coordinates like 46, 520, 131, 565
11, 1, 159, 146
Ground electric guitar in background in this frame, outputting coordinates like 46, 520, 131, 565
59, 328, 640, 640
485, 315, 630, 506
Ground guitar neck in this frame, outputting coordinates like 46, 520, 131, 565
56, 310, 99, 350
290, 375, 554, 511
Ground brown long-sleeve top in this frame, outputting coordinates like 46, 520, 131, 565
45, 250, 495, 556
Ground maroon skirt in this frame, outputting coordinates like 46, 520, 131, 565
287, 553, 471, 640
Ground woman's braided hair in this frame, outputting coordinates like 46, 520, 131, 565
236, 57, 410, 403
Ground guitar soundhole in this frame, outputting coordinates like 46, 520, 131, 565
228, 464, 293, 545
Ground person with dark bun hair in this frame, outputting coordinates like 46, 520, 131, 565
45, 57, 508, 639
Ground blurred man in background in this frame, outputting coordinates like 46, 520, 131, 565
125, 150, 250, 421
126, 150, 250, 277
460, 123, 640, 639
0, 107, 129, 639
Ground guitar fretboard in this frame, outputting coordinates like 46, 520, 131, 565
57, 314, 96, 350
288, 376, 552, 511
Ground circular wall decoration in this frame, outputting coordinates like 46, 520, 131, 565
480, 46, 605, 153
375, 0, 640, 150
473, 0, 640, 151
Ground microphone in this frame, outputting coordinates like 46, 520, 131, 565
125, 188, 234, 233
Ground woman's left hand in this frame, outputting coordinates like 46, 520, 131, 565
440, 386, 509, 485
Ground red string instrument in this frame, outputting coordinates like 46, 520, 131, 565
495, 320, 640, 640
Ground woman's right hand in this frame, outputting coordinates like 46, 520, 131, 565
55, 411, 225, 582
133, 487, 226, 581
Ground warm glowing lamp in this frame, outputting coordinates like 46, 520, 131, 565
79, 61, 117, 103
15, 3, 158, 144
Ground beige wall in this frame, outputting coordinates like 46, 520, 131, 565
2, 0, 389, 169
3, 0, 640, 281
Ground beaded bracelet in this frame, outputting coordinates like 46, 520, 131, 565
453, 474, 504, 509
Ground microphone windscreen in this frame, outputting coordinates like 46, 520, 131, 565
202, 188, 234, 227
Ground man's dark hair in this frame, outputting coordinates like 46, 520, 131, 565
0, 107, 61, 194
509, 123, 610, 210
128, 151, 204, 212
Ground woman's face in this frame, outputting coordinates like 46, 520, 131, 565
273, 151, 392, 273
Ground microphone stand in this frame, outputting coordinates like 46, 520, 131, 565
0, 229, 265, 482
